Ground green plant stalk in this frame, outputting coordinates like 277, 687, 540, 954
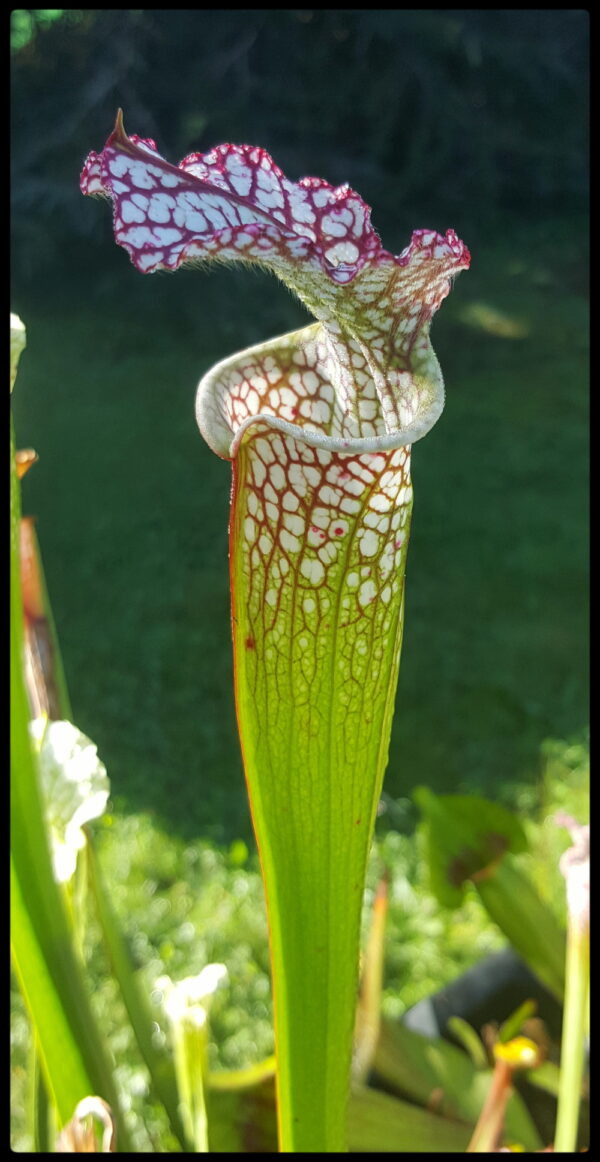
84, 839, 188, 1149
28, 1036, 50, 1152
466, 1058, 513, 1153
553, 918, 589, 1151
171, 1019, 209, 1152
353, 875, 389, 1084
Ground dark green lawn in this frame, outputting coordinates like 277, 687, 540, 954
11, 213, 588, 843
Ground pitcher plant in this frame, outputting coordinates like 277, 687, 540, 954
81, 112, 470, 1152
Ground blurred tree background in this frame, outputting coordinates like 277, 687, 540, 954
11, 9, 588, 274
11, 10, 588, 842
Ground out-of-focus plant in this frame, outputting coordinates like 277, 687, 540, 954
28, 717, 110, 884
11, 314, 186, 1151
415, 785, 589, 1150
80, 111, 469, 1151
414, 787, 567, 1001
156, 964, 228, 1152
56, 1096, 116, 1153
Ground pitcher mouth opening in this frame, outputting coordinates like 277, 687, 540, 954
195, 327, 445, 463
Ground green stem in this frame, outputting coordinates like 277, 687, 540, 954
171, 1021, 209, 1152
28, 1036, 50, 1151
554, 919, 589, 1151
85, 839, 188, 1149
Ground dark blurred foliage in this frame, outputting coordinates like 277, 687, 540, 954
11, 8, 588, 286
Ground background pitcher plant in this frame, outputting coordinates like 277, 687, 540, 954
81, 113, 470, 1152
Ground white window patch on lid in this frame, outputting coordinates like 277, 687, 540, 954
255, 186, 285, 210
201, 205, 228, 230
147, 193, 175, 223
184, 208, 209, 232
229, 172, 252, 197
121, 200, 146, 225
128, 163, 157, 190
108, 155, 130, 179
324, 241, 359, 266
290, 196, 316, 226
321, 214, 348, 238
136, 251, 161, 271
152, 227, 181, 246
131, 191, 150, 209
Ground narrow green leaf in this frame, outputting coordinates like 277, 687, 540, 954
446, 1016, 489, 1069
475, 859, 565, 1001
525, 1060, 563, 1098
415, 787, 565, 1000
554, 922, 589, 1150
28, 1034, 51, 1151
348, 1084, 473, 1153
497, 999, 538, 1044
354, 875, 389, 1083
85, 840, 188, 1149
19, 516, 73, 720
